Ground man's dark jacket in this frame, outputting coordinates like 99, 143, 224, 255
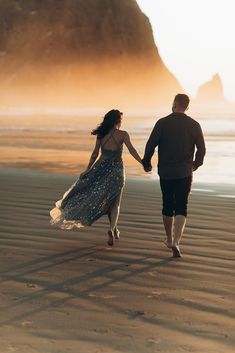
142, 112, 206, 179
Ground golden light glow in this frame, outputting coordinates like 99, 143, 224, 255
137, 0, 235, 101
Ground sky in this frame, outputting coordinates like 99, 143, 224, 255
136, 0, 235, 101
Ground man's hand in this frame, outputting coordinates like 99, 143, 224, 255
142, 159, 152, 172
192, 162, 197, 172
144, 165, 152, 172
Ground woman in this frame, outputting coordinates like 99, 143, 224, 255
50, 109, 142, 246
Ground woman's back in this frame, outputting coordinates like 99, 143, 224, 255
101, 129, 125, 152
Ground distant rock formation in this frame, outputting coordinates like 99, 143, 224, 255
0, 0, 182, 107
196, 74, 225, 103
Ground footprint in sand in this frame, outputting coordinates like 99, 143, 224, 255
152, 290, 161, 295
21, 320, 33, 327
86, 258, 96, 262
126, 310, 145, 319
146, 337, 160, 347
26, 283, 37, 289
88, 293, 117, 299
148, 271, 158, 277
147, 290, 162, 298
93, 328, 109, 334
6, 344, 17, 352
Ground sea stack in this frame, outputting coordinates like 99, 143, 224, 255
196, 74, 225, 104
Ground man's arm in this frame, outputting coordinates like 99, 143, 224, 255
193, 124, 206, 171
142, 121, 161, 170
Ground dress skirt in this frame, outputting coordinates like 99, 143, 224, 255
50, 150, 125, 229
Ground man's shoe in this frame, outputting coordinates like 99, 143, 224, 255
172, 246, 181, 258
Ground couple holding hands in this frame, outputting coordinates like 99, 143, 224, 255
50, 94, 206, 258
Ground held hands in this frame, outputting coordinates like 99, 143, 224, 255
141, 159, 152, 173
144, 165, 152, 172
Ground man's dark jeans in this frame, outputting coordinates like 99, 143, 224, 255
160, 176, 192, 217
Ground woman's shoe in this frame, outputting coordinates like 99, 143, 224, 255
114, 228, 120, 239
107, 230, 114, 246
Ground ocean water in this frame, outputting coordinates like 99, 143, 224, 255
131, 116, 235, 185
0, 111, 235, 185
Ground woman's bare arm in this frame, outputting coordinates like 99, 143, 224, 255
123, 132, 142, 164
86, 138, 101, 170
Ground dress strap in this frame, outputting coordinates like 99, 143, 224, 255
111, 132, 121, 149
101, 134, 112, 148
101, 131, 121, 149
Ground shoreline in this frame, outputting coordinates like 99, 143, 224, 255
1, 167, 235, 192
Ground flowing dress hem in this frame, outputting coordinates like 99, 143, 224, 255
50, 207, 88, 230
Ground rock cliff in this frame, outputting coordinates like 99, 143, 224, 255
0, 0, 181, 107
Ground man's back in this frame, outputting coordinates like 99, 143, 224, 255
142, 94, 206, 258
143, 112, 206, 179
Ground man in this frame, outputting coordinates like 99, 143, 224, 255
142, 94, 206, 257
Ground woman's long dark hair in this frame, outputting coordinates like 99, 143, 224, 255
91, 109, 123, 139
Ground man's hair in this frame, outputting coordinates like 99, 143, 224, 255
174, 94, 190, 110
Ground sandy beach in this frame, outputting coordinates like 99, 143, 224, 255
0, 169, 234, 353
1, 0, 235, 351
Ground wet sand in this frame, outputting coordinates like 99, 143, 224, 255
0, 169, 234, 353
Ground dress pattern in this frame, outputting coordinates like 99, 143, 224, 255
50, 134, 125, 229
